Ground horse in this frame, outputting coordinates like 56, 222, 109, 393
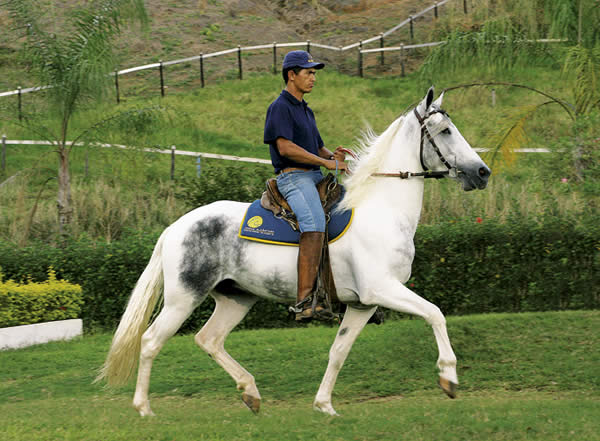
96, 87, 491, 417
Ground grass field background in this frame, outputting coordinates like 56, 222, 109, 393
1, 311, 598, 440
1, 68, 590, 243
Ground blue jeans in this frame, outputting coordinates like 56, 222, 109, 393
276, 169, 326, 233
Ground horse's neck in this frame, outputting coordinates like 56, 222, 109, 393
356, 118, 425, 234
360, 174, 425, 234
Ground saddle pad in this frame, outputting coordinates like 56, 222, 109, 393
238, 200, 353, 246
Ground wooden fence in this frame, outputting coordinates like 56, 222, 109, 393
1, 0, 466, 115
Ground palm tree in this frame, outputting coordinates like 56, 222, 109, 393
3, 0, 147, 234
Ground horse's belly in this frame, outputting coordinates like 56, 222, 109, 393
233, 242, 298, 302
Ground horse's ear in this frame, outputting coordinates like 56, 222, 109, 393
433, 91, 444, 108
417, 86, 435, 114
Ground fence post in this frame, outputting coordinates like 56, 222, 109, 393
171, 145, 176, 180
434, 2, 438, 18
1, 134, 6, 175
159, 60, 165, 97
114, 69, 120, 104
84, 148, 89, 178
196, 155, 202, 177
273, 42, 277, 74
380, 33, 385, 66
491, 88, 496, 107
358, 42, 363, 78
307, 40, 311, 53
400, 44, 405, 77
238, 46, 243, 80
199, 53, 205, 88
464, 0, 468, 14
17, 87, 22, 121
409, 16, 414, 42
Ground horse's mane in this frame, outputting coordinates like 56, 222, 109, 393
337, 115, 406, 211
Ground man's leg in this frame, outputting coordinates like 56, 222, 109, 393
276, 170, 327, 320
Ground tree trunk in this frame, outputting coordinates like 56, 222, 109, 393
57, 147, 73, 235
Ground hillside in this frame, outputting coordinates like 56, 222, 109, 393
0, 0, 470, 91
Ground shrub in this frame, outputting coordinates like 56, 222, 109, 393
0, 269, 83, 327
411, 214, 599, 314
0, 216, 597, 331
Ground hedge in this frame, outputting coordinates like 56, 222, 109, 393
0, 216, 597, 331
0, 269, 83, 327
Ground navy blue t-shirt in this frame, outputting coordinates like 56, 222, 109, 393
264, 90, 324, 173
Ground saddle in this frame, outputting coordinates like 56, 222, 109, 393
260, 173, 343, 320
260, 173, 342, 231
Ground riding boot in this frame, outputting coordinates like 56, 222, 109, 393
294, 231, 326, 321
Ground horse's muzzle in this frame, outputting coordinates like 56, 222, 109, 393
461, 164, 491, 191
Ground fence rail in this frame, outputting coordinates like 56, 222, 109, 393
0, 136, 553, 173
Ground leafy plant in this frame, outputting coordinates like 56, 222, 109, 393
2, 0, 148, 235
176, 159, 273, 209
0, 268, 83, 327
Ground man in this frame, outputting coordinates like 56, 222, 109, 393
264, 50, 347, 321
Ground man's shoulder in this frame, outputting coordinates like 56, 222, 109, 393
269, 92, 290, 108
267, 95, 293, 117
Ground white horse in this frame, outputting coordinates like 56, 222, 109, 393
96, 87, 491, 417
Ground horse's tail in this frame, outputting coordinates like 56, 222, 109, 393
95, 228, 168, 387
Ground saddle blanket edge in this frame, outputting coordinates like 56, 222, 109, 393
238, 199, 354, 246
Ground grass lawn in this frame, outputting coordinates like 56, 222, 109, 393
1, 311, 599, 440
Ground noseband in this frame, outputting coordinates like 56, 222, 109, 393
371, 107, 459, 180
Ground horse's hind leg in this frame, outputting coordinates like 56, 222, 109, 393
133, 292, 198, 416
194, 292, 260, 413
314, 305, 377, 416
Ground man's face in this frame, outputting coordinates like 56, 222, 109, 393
289, 68, 317, 94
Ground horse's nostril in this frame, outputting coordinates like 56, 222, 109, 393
479, 167, 489, 177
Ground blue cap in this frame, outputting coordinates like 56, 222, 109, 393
282, 50, 325, 70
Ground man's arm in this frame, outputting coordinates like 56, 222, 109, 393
276, 138, 347, 171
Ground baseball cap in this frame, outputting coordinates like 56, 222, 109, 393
282, 50, 325, 70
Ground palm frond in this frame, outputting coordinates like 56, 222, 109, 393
3, 0, 147, 110
564, 45, 600, 115
484, 101, 558, 168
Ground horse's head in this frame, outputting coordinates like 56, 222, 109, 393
414, 87, 491, 191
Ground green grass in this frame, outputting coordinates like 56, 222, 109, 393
1, 311, 599, 440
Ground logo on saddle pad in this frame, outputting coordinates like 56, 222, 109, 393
247, 216, 263, 228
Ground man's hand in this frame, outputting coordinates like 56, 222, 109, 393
333, 146, 347, 162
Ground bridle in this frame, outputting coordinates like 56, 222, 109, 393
370, 107, 461, 180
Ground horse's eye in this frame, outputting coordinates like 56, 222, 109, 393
441, 128, 451, 135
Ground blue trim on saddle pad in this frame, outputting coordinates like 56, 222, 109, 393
238, 200, 353, 246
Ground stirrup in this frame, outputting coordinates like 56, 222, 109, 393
289, 296, 314, 314
289, 296, 334, 322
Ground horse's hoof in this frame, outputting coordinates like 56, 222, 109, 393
313, 401, 340, 416
135, 405, 156, 417
438, 377, 458, 399
242, 392, 260, 414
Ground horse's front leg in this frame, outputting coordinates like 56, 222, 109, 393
314, 305, 377, 416
363, 278, 458, 397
